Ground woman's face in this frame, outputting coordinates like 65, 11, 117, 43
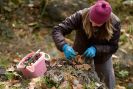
90, 19, 103, 27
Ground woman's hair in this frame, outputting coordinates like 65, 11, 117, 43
82, 9, 113, 41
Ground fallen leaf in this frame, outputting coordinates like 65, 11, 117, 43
76, 55, 84, 64
10, 80, 20, 85
116, 85, 126, 89
64, 73, 76, 83
7, 66, 15, 72
127, 60, 133, 66
28, 3, 34, 7
83, 64, 91, 70
50, 58, 58, 67
28, 22, 37, 26
119, 48, 128, 54
75, 65, 83, 69
13, 58, 21, 63
95, 82, 103, 88
112, 55, 119, 59
129, 77, 133, 82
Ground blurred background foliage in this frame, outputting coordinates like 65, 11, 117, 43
0, 0, 133, 38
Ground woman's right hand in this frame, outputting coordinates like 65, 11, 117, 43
62, 44, 76, 60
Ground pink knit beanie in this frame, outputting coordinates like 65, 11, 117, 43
89, 0, 112, 24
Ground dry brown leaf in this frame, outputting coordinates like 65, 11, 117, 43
13, 58, 21, 63
50, 58, 58, 67
129, 77, 133, 82
9, 80, 20, 85
127, 60, 133, 66
28, 22, 37, 26
119, 48, 128, 54
71, 60, 77, 65
116, 85, 126, 89
83, 64, 91, 70
7, 66, 15, 72
75, 65, 83, 69
75, 64, 91, 70
76, 55, 84, 64
64, 73, 76, 83
39, 83, 47, 89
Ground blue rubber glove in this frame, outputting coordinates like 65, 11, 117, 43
62, 44, 76, 60
83, 46, 96, 58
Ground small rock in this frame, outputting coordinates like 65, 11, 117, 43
127, 83, 133, 89
0, 66, 6, 75
73, 79, 79, 85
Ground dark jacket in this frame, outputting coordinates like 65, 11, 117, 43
52, 8, 121, 64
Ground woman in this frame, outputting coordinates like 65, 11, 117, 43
52, 0, 121, 89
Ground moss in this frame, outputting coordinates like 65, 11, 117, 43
0, 83, 6, 89
43, 76, 57, 88
120, 34, 128, 43
0, 56, 10, 68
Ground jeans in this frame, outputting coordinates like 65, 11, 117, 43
95, 57, 115, 89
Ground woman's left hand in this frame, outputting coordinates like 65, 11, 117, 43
83, 46, 96, 58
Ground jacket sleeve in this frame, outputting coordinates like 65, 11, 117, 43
52, 11, 82, 51
94, 21, 121, 55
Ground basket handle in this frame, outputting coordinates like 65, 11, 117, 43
44, 53, 51, 61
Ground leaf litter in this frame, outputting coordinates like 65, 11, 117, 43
0, 54, 106, 89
